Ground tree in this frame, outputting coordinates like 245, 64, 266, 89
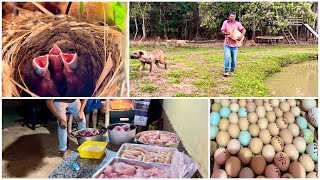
130, 3, 139, 40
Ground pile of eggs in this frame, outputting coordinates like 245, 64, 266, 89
210, 99, 318, 178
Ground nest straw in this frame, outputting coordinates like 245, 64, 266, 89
2, 7, 126, 97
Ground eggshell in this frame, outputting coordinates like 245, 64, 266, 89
210, 126, 219, 140
218, 119, 230, 131
238, 148, 253, 165
308, 107, 318, 128
290, 106, 301, 117
214, 99, 221, 104
301, 129, 314, 144
239, 167, 254, 178
238, 107, 248, 117
293, 136, 307, 153
288, 123, 300, 137
210, 112, 221, 126
228, 112, 239, 124
296, 116, 308, 129
220, 107, 231, 118
283, 111, 295, 124
284, 144, 299, 161
279, 128, 293, 145
246, 101, 256, 112
306, 143, 318, 162
250, 155, 266, 175
276, 117, 288, 129
221, 99, 231, 107
248, 123, 260, 137
306, 172, 318, 178
265, 164, 281, 178
256, 106, 266, 118
228, 124, 240, 139
211, 169, 228, 178
257, 118, 268, 129
281, 173, 294, 178
230, 103, 240, 112
248, 112, 258, 123
271, 99, 280, 107
299, 154, 315, 172
280, 101, 290, 112
274, 152, 290, 171
287, 99, 297, 106
259, 129, 272, 144
301, 99, 317, 111
254, 99, 264, 106
238, 117, 249, 131
238, 99, 247, 107
225, 156, 241, 177
210, 141, 218, 157
256, 175, 266, 178
214, 148, 230, 165
264, 101, 273, 111
211, 103, 222, 112
227, 139, 241, 155
266, 111, 276, 122
271, 136, 284, 152
268, 122, 279, 136
239, 130, 251, 146
262, 145, 275, 163
273, 107, 284, 117
289, 161, 306, 178
230, 99, 238, 103
249, 137, 263, 154
216, 131, 230, 147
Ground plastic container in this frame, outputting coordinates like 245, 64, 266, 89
77, 141, 107, 159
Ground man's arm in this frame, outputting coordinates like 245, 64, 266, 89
46, 100, 67, 128
221, 21, 229, 35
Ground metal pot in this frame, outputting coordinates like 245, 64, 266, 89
107, 123, 137, 145
75, 128, 107, 145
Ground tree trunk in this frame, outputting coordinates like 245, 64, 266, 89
134, 16, 138, 40
252, 24, 256, 40
184, 23, 187, 40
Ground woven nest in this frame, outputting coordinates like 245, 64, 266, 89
2, 10, 126, 97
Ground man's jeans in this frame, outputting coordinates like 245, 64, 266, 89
224, 45, 238, 72
54, 100, 86, 152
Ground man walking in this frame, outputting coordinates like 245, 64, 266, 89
221, 11, 246, 77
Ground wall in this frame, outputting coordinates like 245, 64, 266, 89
162, 99, 208, 177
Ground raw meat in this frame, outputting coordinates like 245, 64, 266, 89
137, 131, 178, 146
76, 129, 100, 137
120, 146, 172, 164
112, 124, 131, 131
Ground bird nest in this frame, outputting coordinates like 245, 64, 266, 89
2, 10, 126, 97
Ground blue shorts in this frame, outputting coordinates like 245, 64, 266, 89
84, 99, 101, 113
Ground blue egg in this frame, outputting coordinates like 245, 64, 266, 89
238, 107, 248, 117
301, 129, 314, 144
220, 107, 231, 118
296, 116, 308, 129
239, 130, 251, 146
210, 126, 219, 140
306, 143, 318, 162
210, 112, 221, 126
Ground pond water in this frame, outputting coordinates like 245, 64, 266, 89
265, 61, 318, 97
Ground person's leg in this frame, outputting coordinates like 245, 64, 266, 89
92, 109, 98, 129
230, 46, 238, 72
53, 101, 68, 153
85, 112, 90, 128
67, 114, 73, 134
68, 100, 86, 130
224, 45, 231, 73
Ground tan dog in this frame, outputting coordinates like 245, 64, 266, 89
131, 49, 167, 74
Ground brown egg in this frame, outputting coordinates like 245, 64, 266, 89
248, 124, 260, 137
249, 138, 263, 154
238, 99, 247, 107
216, 131, 230, 147
225, 156, 241, 177
246, 101, 256, 113
266, 111, 276, 122
250, 155, 266, 175
211, 169, 228, 178
287, 99, 297, 106
214, 148, 230, 165
238, 117, 249, 131
273, 107, 284, 117
219, 119, 230, 131
228, 112, 239, 124
276, 117, 288, 129
298, 154, 315, 172
271, 136, 284, 152
228, 124, 240, 139
283, 111, 295, 124
256, 175, 266, 178
274, 152, 290, 171
238, 148, 253, 165
248, 112, 258, 123
289, 161, 306, 178
268, 122, 280, 136
221, 99, 231, 107
288, 123, 300, 137
279, 129, 293, 144
210, 141, 218, 157
280, 101, 290, 112
239, 167, 254, 178
264, 101, 273, 111
259, 129, 272, 144
265, 164, 281, 178
230, 99, 238, 103
282, 173, 294, 178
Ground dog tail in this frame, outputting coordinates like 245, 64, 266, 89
162, 42, 168, 52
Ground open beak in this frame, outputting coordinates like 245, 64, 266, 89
61, 53, 78, 73
32, 55, 50, 78
49, 44, 63, 70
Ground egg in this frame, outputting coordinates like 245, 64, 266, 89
283, 111, 295, 124
238, 107, 248, 117
218, 119, 230, 131
250, 155, 266, 175
257, 118, 268, 129
210, 112, 221, 126
264, 101, 273, 111
228, 112, 239, 124
254, 99, 264, 106
238, 148, 253, 165
293, 136, 307, 153
227, 139, 241, 155
248, 112, 258, 123
214, 99, 221, 104
221, 99, 231, 107
225, 156, 241, 177
216, 131, 230, 147
246, 102, 256, 112
256, 175, 266, 178
289, 161, 306, 178
284, 144, 299, 161
299, 154, 315, 172
228, 124, 240, 139
271, 136, 284, 152
214, 148, 230, 165
306, 172, 318, 178
288, 123, 300, 137
230, 99, 238, 103
256, 106, 266, 118
281, 173, 294, 178
248, 124, 260, 137
276, 117, 288, 129
211, 169, 228, 178
268, 122, 280, 136
296, 116, 308, 129
279, 129, 293, 144
220, 107, 231, 118
239, 130, 251, 146
238, 99, 247, 107
210, 141, 218, 157
273, 107, 284, 117
301, 129, 314, 144
230, 103, 240, 112
238, 117, 249, 131
308, 107, 318, 128
239, 167, 254, 178
274, 152, 290, 171
287, 99, 297, 106
280, 101, 290, 112
316, 163, 318, 172
301, 99, 317, 111
249, 138, 263, 154
290, 106, 301, 117
266, 111, 276, 122
265, 164, 281, 178
306, 143, 318, 162
259, 129, 272, 144
271, 99, 280, 107
210, 126, 219, 140
262, 144, 275, 162
211, 103, 222, 112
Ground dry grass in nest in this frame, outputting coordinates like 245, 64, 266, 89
2, 8, 126, 97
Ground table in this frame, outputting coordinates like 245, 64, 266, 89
256, 36, 284, 44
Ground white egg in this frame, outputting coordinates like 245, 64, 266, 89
280, 101, 290, 112
264, 101, 273, 111
271, 99, 280, 107
290, 106, 301, 117
276, 117, 288, 129
230, 103, 240, 112
238, 117, 249, 131
279, 129, 293, 145
287, 99, 297, 106
273, 107, 284, 117
288, 123, 300, 137
293, 136, 307, 153
299, 154, 315, 172
227, 139, 241, 155
228, 112, 239, 124
259, 129, 272, 144
284, 144, 299, 161
256, 106, 266, 118
268, 122, 280, 136
257, 118, 268, 129
262, 144, 275, 162
301, 99, 317, 111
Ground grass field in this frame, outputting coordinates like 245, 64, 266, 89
129, 44, 318, 97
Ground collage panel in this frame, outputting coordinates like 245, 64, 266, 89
210, 99, 318, 178
2, 99, 208, 178
2, 2, 127, 97
129, 2, 318, 97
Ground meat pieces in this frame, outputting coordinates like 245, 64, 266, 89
138, 131, 178, 146
77, 129, 100, 137
113, 124, 131, 131
120, 146, 172, 164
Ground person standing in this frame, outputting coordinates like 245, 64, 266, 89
84, 99, 101, 129
221, 11, 246, 77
